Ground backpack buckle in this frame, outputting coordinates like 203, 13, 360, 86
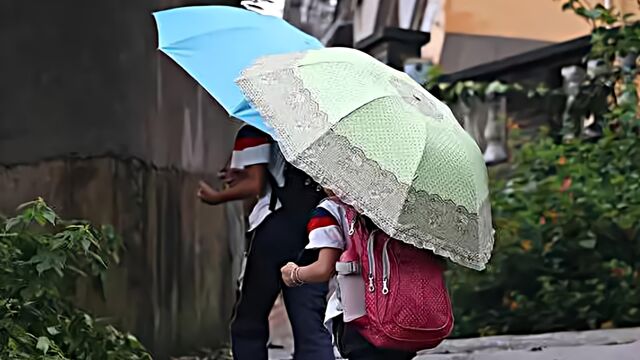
336, 261, 360, 275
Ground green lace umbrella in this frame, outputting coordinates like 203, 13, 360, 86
236, 48, 493, 270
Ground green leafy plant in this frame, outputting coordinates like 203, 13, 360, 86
449, 130, 640, 337
0, 198, 150, 359
560, 0, 639, 132
441, 2, 640, 337
561, 0, 620, 28
431, 79, 525, 108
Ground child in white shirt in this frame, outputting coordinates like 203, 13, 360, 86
280, 197, 416, 360
199, 125, 333, 360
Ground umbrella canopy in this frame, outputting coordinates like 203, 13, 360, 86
153, 5, 322, 135
236, 48, 494, 270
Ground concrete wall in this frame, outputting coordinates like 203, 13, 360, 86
439, 33, 552, 73
443, 0, 592, 43
1, 0, 244, 357
442, 0, 639, 42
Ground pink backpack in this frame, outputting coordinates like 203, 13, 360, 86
338, 202, 454, 352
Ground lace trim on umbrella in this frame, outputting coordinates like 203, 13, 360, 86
238, 52, 330, 149
237, 55, 494, 270
295, 132, 494, 270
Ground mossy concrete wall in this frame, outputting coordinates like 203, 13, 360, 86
0, 1, 245, 357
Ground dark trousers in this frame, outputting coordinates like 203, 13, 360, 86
231, 209, 334, 360
333, 317, 416, 360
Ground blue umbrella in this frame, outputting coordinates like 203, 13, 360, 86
153, 6, 323, 135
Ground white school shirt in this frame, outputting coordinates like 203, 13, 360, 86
230, 125, 285, 232
304, 198, 351, 334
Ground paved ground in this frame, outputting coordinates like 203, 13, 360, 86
415, 327, 640, 360
175, 295, 640, 360
267, 327, 640, 360
176, 329, 640, 360
415, 341, 640, 360
269, 343, 640, 359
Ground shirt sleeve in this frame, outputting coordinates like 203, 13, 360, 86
306, 207, 346, 250
230, 125, 273, 170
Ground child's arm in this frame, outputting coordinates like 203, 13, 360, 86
281, 248, 341, 286
198, 124, 272, 206
218, 155, 249, 188
197, 164, 265, 205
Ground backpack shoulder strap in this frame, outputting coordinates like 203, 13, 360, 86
265, 169, 279, 211
343, 204, 358, 229
335, 200, 367, 263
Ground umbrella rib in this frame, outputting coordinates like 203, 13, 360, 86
158, 26, 259, 51
332, 94, 420, 121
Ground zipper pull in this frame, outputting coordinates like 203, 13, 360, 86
381, 238, 391, 295
366, 231, 376, 293
348, 220, 355, 236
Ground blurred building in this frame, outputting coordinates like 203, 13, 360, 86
284, 0, 638, 166
284, 0, 638, 80
423, 0, 640, 72
285, 0, 431, 69
430, 1, 638, 164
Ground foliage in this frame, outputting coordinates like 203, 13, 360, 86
561, 0, 621, 28
0, 199, 151, 359
425, 64, 527, 107
442, 2, 640, 337
434, 80, 525, 107
449, 130, 640, 337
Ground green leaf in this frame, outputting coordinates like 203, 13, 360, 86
579, 239, 597, 249
36, 261, 52, 275
575, 7, 589, 17
36, 336, 51, 354
16, 199, 38, 211
0, 198, 152, 358
29, 250, 66, 276
4, 216, 22, 231
81, 238, 91, 252
486, 81, 509, 95
42, 209, 56, 225
584, 9, 604, 20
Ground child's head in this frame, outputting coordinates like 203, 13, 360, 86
323, 188, 336, 197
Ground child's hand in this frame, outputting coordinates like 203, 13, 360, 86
281, 262, 301, 287
219, 168, 246, 187
197, 181, 221, 205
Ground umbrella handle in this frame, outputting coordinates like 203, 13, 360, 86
240, 0, 285, 18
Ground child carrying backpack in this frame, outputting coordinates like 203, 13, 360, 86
281, 196, 454, 360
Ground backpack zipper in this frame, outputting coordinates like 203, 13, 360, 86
350, 217, 380, 294
367, 231, 377, 293
382, 238, 391, 295
347, 217, 375, 292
